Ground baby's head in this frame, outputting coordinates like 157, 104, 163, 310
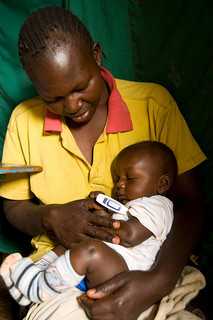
112, 141, 177, 203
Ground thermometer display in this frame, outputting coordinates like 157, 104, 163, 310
96, 194, 128, 215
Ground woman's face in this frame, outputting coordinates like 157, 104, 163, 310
26, 43, 106, 126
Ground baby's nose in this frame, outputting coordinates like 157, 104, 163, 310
117, 179, 126, 189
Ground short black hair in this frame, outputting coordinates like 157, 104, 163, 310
18, 6, 94, 67
118, 141, 178, 185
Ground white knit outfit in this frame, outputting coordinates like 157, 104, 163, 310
105, 195, 173, 270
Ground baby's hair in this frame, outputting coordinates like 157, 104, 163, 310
18, 6, 94, 67
118, 141, 178, 185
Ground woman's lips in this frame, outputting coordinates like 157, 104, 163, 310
65, 105, 90, 119
71, 109, 88, 119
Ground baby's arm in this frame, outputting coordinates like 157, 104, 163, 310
91, 193, 153, 247
113, 197, 173, 248
113, 217, 153, 247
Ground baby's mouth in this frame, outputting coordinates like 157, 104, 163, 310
116, 193, 128, 204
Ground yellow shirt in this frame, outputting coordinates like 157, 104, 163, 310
0, 75, 206, 259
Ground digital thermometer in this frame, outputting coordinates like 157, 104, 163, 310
96, 194, 128, 215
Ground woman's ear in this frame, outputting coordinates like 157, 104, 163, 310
93, 42, 102, 66
157, 174, 171, 194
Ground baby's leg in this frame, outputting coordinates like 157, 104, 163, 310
31, 240, 128, 300
70, 239, 128, 288
1, 241, 128, 304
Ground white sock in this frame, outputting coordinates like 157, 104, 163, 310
36, 250, 84, 301
45, 250, 84, 289
8, 250, 84, 303
0, 251, 58, 306
35, 251, 58, 270
10, 256, 43, 303
0, 253, 31, 306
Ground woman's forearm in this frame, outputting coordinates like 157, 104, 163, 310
155, 200, 203, 291
3, 199, 50, 237
154, 167, 204, 291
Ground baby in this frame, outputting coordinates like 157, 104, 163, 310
0, 141, 177, 305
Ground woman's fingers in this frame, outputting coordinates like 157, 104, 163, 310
85, 225, 116, 242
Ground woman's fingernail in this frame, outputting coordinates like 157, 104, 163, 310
113, 221, 120, 229
112, 236, 120, 244
87, 289, 96, 296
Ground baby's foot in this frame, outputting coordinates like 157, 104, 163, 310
0, 253, 22, 285
0, 253, 31, 305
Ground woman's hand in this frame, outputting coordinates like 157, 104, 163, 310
78, 270, 168, 320
42, 198, 116, 248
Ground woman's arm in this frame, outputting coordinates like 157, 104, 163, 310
3, 198, 115, 248
3, 199, 46, 236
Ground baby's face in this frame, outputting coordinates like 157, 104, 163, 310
113, 153, 161, 203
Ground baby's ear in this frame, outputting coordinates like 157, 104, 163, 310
157, 174, 171, 194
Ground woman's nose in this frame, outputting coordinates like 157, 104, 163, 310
64, 93, 82, 113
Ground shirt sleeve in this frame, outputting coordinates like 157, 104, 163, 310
0, 114, 32, 200
151, 87, 206, 174
127, 196, 174, 242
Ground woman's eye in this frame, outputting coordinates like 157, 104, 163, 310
45, 97, 63, 104
46, 101, 55, 105
75, 87, 84, 92
75, 80, 89, 92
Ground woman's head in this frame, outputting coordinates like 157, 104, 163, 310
18, 6, 107, 126
19, 6, 94, 68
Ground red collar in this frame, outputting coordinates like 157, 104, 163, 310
44, 67, 132, 133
